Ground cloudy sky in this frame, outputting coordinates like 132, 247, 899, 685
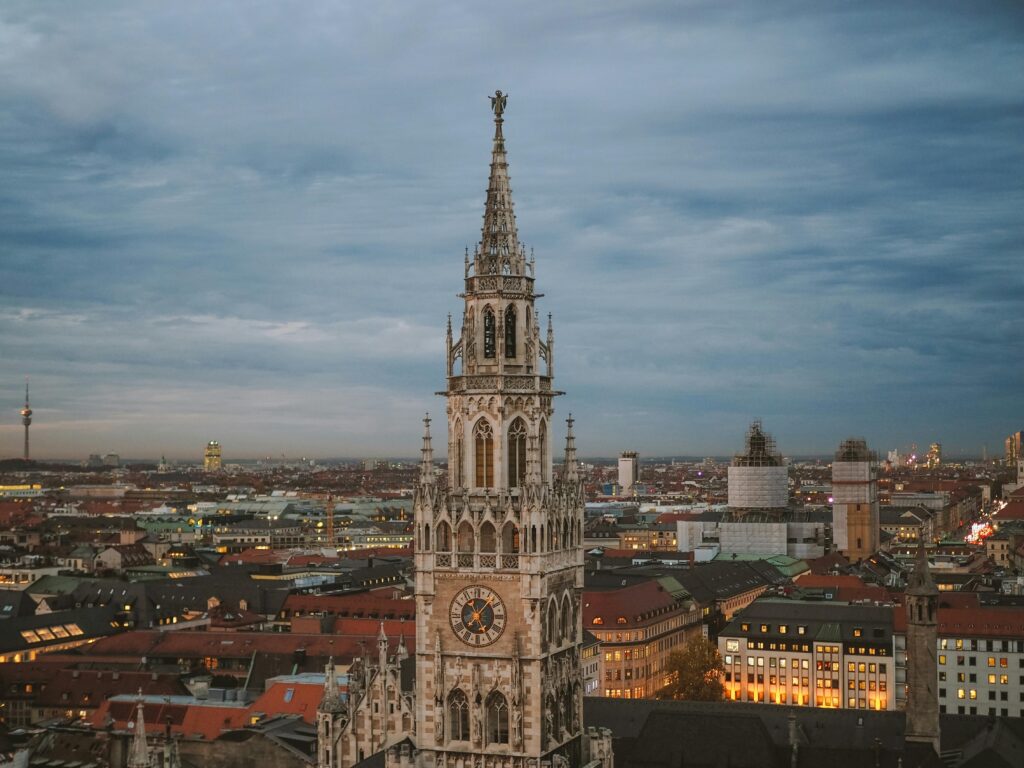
1, 1, 1022, 461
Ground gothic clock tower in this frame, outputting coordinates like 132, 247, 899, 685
411, 91, 585, 768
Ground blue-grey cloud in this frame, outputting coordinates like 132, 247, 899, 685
1, 0, 1022, 460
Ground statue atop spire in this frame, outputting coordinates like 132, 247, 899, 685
490, 89, 508, 118
474, 89, 521, 277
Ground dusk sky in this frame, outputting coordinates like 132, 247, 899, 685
1, 1, 1022, 461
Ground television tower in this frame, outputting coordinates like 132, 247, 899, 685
20, 378, 32, 461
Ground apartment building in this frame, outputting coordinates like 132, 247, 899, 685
584, 579, 703, 699
718, 599, 896, 711
894, 604, 1024, 718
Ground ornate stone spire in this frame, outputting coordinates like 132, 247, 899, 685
396, 627, 409, 662
476, 90, 522, 276
419, 413, 434, 486
377, 621, 388, 671
907, 538, 937, 596
320, 657, 344, 714
127, 693, 151, 768
562, 413, 578, 484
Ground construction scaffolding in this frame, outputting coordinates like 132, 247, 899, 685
835, 437, 877, 464
732, 420, 784, 467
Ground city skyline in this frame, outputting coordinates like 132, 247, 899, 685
2, 2, 1022, 459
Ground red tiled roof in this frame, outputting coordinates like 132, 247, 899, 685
892, 602, 1024, 638
995, 500, 1024, 520
282, 593, 415, 619
81, 629, 409, 663
35, 670, 187, 708
583, 581, 682, 628
90, 698, 242, 740
249, 679, 325, 723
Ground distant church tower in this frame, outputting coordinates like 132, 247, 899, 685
832, 438, 879, 561
20, 378, 32, 461
410, 91, 585, 767
904, 539, 940, 753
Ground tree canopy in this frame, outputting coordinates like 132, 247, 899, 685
656, 636, 725, 701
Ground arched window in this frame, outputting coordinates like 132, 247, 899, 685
424, 523, 431, 551
483, 307, 496, 359
561, 593, 573, 642
539, 421, 547, 483
480, 521, 496, 553
501, 521, 519, 554
448, 689, 470, 741
504, 305, 516, 358
474, 420, 494, 487
436, 521, 451, 552
457, 521, 474, 553
453, 420, 464, 488
486, 691, 509, 744
547, 600, 558, 646
508, 418, 527, 487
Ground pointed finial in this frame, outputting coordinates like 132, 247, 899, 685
420, 413, 434, 486
563, 413, 578, 484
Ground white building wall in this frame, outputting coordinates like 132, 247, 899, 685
728, 466, 788, 509
719, 522, 788, 556
618, 456, 638, 491
832, 462, 872, 503
676, 520, 705, 552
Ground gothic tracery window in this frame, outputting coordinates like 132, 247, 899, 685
448, 689, 470, 741
453, 420, 464, 488
539, 421, 547, 483
508, 418, 527, 487
474, 419, 494, 487
504, 305, 516, 358
486, 691, 509, 744
483, 307, 496, 359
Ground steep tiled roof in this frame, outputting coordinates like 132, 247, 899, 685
583, 580, 684, 628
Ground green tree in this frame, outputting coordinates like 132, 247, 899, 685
656, 636, 725, 701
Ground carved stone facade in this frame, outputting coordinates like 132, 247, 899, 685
317, 626, 416, 767
409, 92, 586, 768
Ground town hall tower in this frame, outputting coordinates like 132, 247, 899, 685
410, 91, 585, 768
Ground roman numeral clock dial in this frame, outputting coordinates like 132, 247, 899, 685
449, 586, 506, 646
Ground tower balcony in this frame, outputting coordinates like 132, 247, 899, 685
444, 374, 554, 394
464, 273, 535, 297
433, 551, 520, 571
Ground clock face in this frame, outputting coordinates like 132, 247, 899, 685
450, 585, 506, 646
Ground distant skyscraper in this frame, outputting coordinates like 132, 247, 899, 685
618, 451, 639, 492
204, 440, 222, 471
925, 442, 941, 469
727, 420, 788, 511
831, 438, 879, 561
19, 378, 32, 461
